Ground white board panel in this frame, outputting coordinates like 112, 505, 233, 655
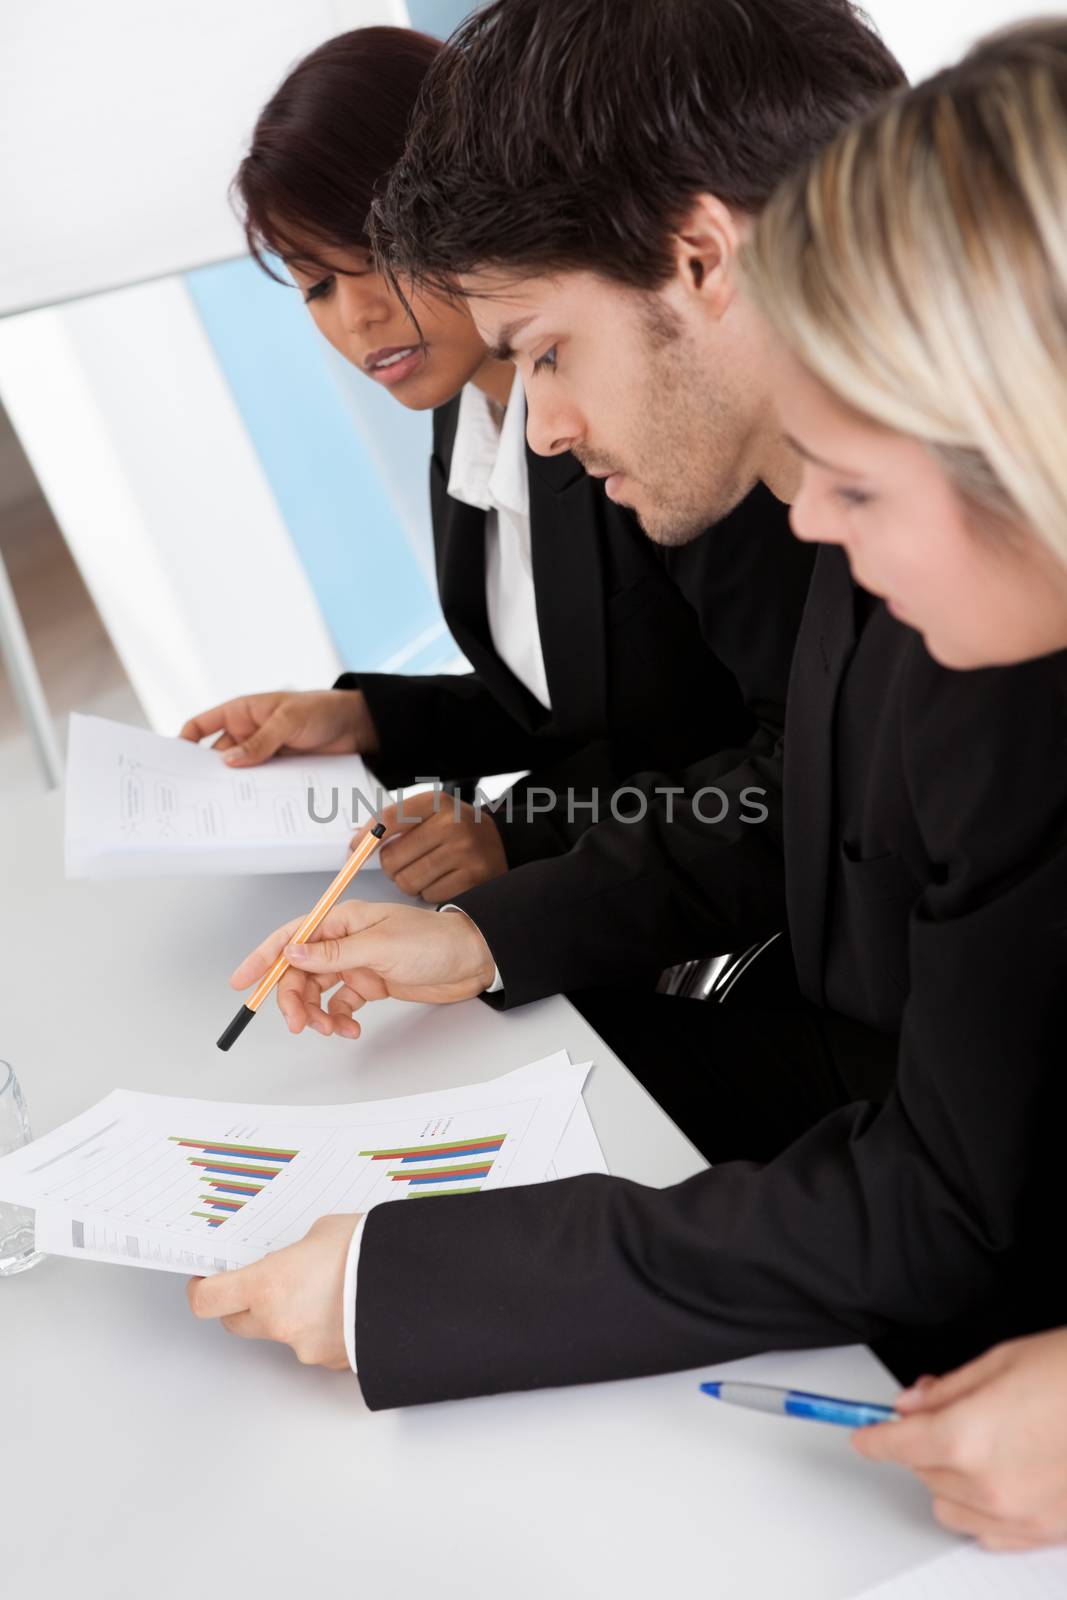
0, 0, 408, 315
0, 279, 342, 731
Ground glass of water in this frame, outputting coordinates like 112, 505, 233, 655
0, 1062, 43, 1276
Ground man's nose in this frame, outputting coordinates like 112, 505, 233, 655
523, 385, 583, 458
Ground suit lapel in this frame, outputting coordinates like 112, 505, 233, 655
526, 447, 607, 736
784, 545, 857, 1004
431, 471, 492, 669
430, 401, 547, 730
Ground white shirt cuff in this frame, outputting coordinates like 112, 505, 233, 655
342, 1212, 369, 1375
439, 904, 503, 993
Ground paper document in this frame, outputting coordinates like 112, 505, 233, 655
65, 713, 387, 877
856, 1545, 1067, 1597
0, 1055, 605, 1276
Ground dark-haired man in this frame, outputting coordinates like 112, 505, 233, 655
188, 0, 1067, 1414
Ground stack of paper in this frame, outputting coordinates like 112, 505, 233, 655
0, 1055, 604, 1276
65, 713, 388, 877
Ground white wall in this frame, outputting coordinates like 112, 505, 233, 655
0, 0, 408, 316
864, 0, 1064, 81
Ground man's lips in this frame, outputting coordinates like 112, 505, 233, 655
363, 345, 426, 386
587, 468, 628, 502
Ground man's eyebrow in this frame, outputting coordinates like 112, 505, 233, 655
489, 315, 537, 362
784, 433, 866, 477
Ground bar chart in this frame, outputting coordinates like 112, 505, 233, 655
170, 1136, 298, 1229
360, 1133, 506, 1198
4, 1053, 593, 1273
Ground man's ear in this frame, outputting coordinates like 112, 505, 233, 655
670, 194, 746, 318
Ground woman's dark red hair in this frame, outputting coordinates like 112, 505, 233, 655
233, 26, 442, 281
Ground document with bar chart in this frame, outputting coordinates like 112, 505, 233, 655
0, 1054, 601, 1276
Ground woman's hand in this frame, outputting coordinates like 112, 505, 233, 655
370, 792, 508, 903
180, 689, 378, 766
853, 1329, 1067, 1550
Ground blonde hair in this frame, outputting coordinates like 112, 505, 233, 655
744, 19, 1067, 564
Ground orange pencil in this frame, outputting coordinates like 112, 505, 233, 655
216, 822, 386, 1052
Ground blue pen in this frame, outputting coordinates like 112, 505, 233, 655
700, 1380, 896, 1429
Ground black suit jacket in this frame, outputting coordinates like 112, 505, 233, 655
337, 395, 813, 866
354, 545, 1067, 1409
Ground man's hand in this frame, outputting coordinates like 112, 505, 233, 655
369, 793, 508, 903
179, 689, 379, 766
186, 1214, 359, 1369
230, 900, 497, 1037
853, 1330, 1067, 1550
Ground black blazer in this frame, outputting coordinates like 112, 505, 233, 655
337, 394, 814, 865
354, 545, 1067, 1410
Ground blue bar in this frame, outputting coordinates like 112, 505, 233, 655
400, 1143, 503, 1164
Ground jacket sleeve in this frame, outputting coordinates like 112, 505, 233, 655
452, 727, 786, 1006
334, 669, 576, 791
354, 827, 1067, 1410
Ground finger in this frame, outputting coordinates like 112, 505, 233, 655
276, 966, 317, 1033
894, 1374, 936, 1410
283, 905, 395, 974
326, 985, 366, 1040
418, 866, 478, 905
388, 841, 463, 899
347, 791, 439, 855
897, 1349, 1004, 1413
380, 818, 449, 880
337, 967, 391, 1004
187, 1266, 258, 1320
230, 914, 306, 989
300, 974, 342, 1036
377, 791, 442, 835
913, 1467, 990, 1507
325, 983, 368, 1017
223, 706, 296, 767
277, 968, 337, 1035
212, 731, 238, 753
931, 1498, 1044, 1545
179, 705, 236, 743
851, 1413, 949, 1470
220, 1310, 267, 1340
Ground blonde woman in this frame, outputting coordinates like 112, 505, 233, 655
745, 18, 1067, 1551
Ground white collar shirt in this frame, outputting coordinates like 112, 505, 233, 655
446, 375, 551, 711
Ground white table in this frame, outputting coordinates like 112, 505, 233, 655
0, 793, 954, 1598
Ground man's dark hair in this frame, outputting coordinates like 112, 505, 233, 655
233, 26, 441, 282
374, 0, 906, 293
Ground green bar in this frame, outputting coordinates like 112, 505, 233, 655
386, 1162, 492, 1179
169, 1137, 299, 1157
191, 1211, 218, 1221
359, 1135, 506, 1159
408, 1186, 483, 1197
